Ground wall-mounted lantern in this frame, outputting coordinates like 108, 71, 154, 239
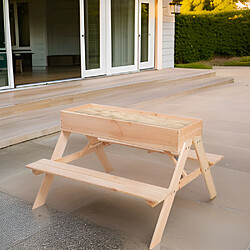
169, 1, 182, 14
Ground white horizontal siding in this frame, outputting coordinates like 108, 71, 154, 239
162, 0, 175, 68
162, 41, 174, 49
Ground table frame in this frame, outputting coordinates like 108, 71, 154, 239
31, 129, 217, 249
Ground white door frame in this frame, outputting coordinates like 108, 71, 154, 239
80, 0, 106, 78
155, 0, 162, 70
139, 0, 155, 70
0, 0, 14, 89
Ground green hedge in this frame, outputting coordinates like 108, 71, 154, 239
175, 10, 250, 63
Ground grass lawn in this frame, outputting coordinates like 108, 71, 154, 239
175, 56, 250, 69
175, 62, 212, 69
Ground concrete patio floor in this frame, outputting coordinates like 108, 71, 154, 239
0, 67, 250, 249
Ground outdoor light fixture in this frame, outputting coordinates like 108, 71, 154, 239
169, 1, 182, 14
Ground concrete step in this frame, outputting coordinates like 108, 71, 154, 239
0, 68, 215, 118
0, 74, 233, 149
131, 76, 234, 109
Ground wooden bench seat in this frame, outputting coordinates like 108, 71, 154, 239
97, 137, 223, 166
26, 159, 170, 207
173, 150, 224, 166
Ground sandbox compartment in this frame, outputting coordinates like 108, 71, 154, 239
61, 103, 203, 153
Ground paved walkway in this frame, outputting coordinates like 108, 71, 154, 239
0, 67, 249, 249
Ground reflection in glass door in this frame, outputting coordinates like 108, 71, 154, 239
139, 0, 155, 69
141, 3, 149, 63
109, 0, 138, 74
10, 0, 81, 86
111, 0, 135, 67
84, 0, 100, 70
82, 0, 105, 77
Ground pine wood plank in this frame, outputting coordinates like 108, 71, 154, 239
51, 131, 71, 160
193, 137, 217, 200
149, 139, 192, 249
27, 159, 170, 207
32, 131, 70, 209
172, 150, 224, 166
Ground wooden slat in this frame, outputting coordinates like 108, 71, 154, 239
27, 159, 169, 207
172, 150, 223, 166
98, 138, 223, 166
56, 142, 109, 164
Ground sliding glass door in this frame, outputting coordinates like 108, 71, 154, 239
81, 0, 154, 78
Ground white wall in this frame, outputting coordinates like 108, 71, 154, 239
46, 0, 80, 56
162, 0, 175, 68
29, 0, 47, 69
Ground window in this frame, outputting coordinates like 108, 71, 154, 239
9, 1, 30, 47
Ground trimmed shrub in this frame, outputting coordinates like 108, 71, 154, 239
175, 10, 250, 63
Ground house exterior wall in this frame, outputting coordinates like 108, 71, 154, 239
162, 0, 175, 68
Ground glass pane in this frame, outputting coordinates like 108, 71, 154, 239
17, 3, 30, 47
13, 0, 81, 86
84, 0, 100, 70
9, 3, 15, 46
111, 0, 135, 67
141, 3, 149, 62
0, 0, 8, 87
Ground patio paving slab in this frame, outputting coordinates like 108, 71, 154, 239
0, 67, 249, 249
0, 191, 146, 250
0, 191, 64, 249
160, 196, 250, 250
11, 210, 147, 250
0, 140, 53, 179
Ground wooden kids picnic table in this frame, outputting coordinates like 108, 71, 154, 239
27, 103, 223, 249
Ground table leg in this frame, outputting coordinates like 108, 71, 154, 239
95, 148, 113, 173
149, 139, 192, 249
166, 151, 187, 177
32, 131, 71, 209
86, 136, 113, 173
193, 136, 217, 200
